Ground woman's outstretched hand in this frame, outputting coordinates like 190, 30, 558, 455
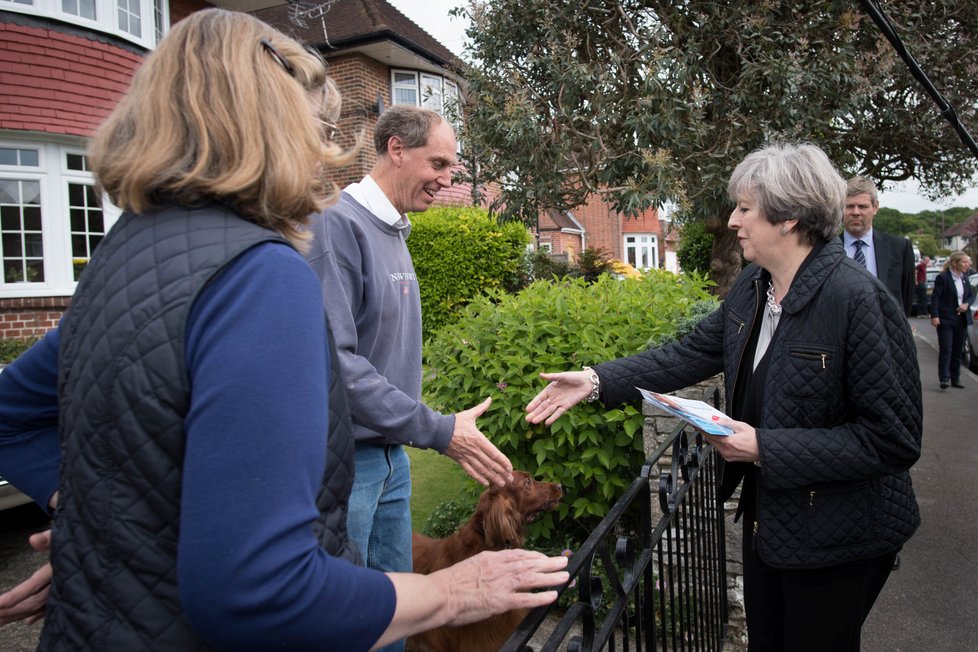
525, 371, 593, 425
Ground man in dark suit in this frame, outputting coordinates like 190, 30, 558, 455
841, 177, 916, 316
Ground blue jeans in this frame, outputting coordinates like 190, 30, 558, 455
348, 444, 412, 652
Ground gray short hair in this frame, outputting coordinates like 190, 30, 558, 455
374, 105, 444, 155
846, 176, 879, 207
727, 142, 846, 246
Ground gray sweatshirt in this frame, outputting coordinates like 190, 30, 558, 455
306, 192, 454, 451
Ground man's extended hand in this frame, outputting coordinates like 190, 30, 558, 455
443, 397, 513, 487
0, 529, 52, 627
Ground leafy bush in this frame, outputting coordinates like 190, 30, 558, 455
420, 498, 477, 538
676, 219, 713, 276
0, 337, 40, 364
645, 298, 719, 349
408, 206, 531, 338
422, 271, 714, 540
573, 247, 614, 283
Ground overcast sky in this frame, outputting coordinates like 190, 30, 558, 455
387, 0, 978, 215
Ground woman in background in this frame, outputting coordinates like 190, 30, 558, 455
929, 250, 974, 388
0, 9, 566, 649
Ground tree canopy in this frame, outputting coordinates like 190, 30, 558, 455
457, 0, 978, 293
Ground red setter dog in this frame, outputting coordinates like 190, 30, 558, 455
406, 470, 563, 652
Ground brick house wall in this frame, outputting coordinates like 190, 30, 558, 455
0, 20, 143, 137
0, 3, 211, 340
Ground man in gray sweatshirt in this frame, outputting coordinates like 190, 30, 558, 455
306, 106, 513, 651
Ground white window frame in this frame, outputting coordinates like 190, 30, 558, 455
624, 233, 658, 270
1, 0, 167, 49
391, 69, 462, 122
0, 137, 121, 298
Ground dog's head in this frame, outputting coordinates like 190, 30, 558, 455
477, 470, 562, 550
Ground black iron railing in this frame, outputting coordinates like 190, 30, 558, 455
502, 387, 729, 651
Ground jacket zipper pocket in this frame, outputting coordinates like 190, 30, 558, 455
808, 479, 873, 506
789, 349, 830, 369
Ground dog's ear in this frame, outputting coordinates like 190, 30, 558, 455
482, 492, 524, 549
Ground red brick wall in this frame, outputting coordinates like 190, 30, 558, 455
0, 297, 69, 339
325, 53, 389, 188
0, 22, 143, 137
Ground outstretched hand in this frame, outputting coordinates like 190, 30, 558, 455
525, 371, 592, 425
432, 549, 569, 625
0, 529, 52, 627
444, 397, 513, 487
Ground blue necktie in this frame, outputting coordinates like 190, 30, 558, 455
852, 240, 867, 268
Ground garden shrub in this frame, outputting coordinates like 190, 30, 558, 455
408, 206, 531, 338
0, 337, 41, 364
422, 271, 715, 540
676, 219, 713, 276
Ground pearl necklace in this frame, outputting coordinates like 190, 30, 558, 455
766, 280, 782, 315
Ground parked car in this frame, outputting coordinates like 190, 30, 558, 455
964, 283, 978, 373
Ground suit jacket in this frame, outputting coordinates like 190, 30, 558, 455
839, 230, 915, 315
929, 269, 975, 324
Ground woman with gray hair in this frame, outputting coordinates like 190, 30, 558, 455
526, 142, 922, 651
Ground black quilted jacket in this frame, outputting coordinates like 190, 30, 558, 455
594, 238, 921, 569
44, 205, 359, 650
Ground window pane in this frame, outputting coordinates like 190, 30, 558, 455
24, 233, 43, 257
20, 149, 39, 166
88, 233, 104, 253
70, 208, 87, 231
0, 149, 17, 166
4, 260, 24, 283
72, 234, 87, 256
22, 180, 40, 205
3, 233, 23, 256
394, 72, 417, 85
85, 185, 99, 204
23, 206, 41, 231
1, 205, 20, 230
90, 210, 104, 232
68, 184, 84, 206
394, 88, 418, 105
26, 259, 44, 282
66, 153, 87, 171
0, 179, 17, 204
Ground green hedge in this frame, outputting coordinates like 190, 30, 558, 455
422, 271, 715, 539
408, 206, 531, 338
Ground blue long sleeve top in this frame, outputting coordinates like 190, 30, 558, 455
0, 243, 396, 650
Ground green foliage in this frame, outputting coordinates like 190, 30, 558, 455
407, 206, 530, 338
0, 337, 40, 364
459, 0, 978, 295
527, 249, 574, 282
422, 271, 714, 538
646, 298, 719, 349
420, 498, 478, 538
675, 219, 715, 277
573, 247, 614, 283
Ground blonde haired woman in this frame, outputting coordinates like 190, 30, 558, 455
0, 9, 565, 650
929, 250, 975, 388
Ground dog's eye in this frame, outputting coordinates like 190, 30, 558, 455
524, 478, 532, 488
